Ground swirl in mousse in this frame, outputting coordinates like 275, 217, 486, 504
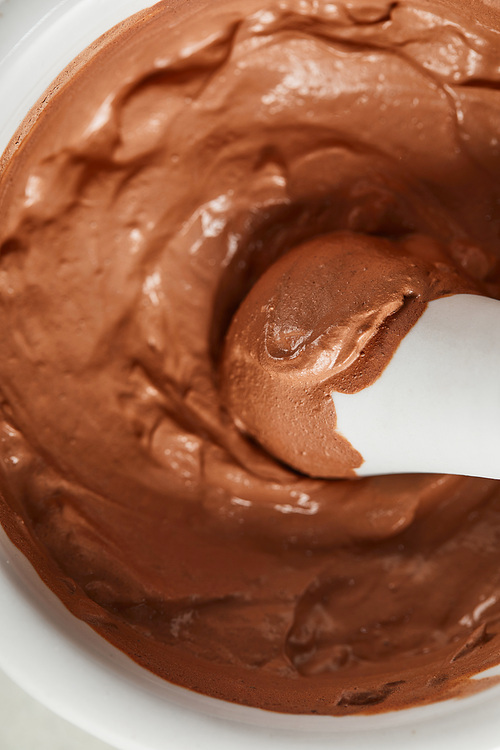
221, 230, 474, 478
1, 0, 500, 716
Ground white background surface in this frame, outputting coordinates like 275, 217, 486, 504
0, 667, 115, 749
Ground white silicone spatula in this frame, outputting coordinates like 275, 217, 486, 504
333, 294, 500, 478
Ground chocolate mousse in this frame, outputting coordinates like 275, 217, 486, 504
221, 231, 474, 477
1, 0, 500, 715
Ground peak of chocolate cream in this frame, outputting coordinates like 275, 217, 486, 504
221, 230, 473, 477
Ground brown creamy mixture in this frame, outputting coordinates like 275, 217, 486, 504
221, 231, 475, 477
1, 0, 500, 716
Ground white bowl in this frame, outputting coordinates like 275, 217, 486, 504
1, 2, 500, 749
